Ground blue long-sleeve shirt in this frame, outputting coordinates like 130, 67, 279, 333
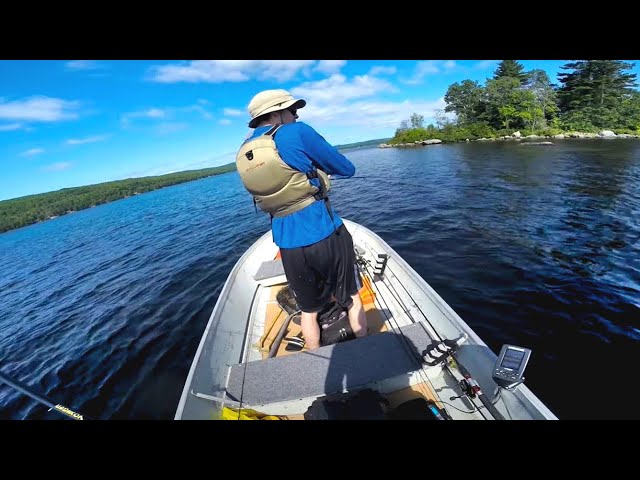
244, 121, 355, 248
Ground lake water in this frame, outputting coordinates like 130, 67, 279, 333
1, 139, 639, 420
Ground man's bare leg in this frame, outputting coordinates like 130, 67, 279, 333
347, 293, 367, 338
300, 311, 321, 350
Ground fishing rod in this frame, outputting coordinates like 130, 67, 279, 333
375, 254, 509, 420
355, 246, 507, 420
330, 174, 426, 190
0, 370, 90, 420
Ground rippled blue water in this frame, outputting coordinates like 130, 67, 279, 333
1, 139, 639, 419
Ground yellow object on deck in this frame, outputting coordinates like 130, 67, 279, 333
359, 274, 376, 305
220, 406, 282, 420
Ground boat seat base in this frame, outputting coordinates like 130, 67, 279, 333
226, 322, 434, 406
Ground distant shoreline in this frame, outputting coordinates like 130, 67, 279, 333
335, 137, 392, 151
380, 130, 640, 148
0, 136, 421, 234
0, 164, 236, 234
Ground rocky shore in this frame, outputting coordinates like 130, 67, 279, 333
379, 130, 640, 148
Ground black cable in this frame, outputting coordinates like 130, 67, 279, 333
438, 401, 477, 414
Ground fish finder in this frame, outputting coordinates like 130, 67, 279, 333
492, 344, 531, 389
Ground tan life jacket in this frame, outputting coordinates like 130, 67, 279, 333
235, 124, 331, 218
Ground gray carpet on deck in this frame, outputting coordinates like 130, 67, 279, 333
253, 259, 285, 281
226, 322, 433, 405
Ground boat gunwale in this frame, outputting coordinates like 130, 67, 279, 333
174, 228, 273, 419
344, 220, 557, 420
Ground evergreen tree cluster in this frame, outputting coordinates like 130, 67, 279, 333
392, 60, 640, 144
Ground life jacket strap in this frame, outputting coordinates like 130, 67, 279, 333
264, 124, 283, 137
307, 168, 337, 234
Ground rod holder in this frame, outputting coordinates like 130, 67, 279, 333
373, 253, 388, 278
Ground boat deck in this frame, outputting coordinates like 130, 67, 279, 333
175, 220, 557, 420
225, 225, 488, 420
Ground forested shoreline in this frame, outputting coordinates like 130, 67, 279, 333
0, 164, 236, 233
335, 138, 393, 150
389, 60, 640, 144
0, 136, 389, 234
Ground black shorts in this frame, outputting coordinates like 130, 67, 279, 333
280, 223, 362, 313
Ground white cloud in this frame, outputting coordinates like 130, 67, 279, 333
0, 123, 23, 131
315, 60, 347, 75
300, 97, 447, 130
403, 61, 440, 84
292, 74, 395, 106
0, 96, 80, 122
415, 60, 441, 74
258, 72, 452, 136
283, 70, 448, 137
145, 108, 166, 118
218, 119, 232, 125
21, 148, 44, 157
122, 103, 213, 128
147, 60, 316, 83
184, 104, 213, 120
223, 108, 244, 117
42, 162, 72, 172
155, 122, 188, 135
65, 60, 104, 71
121, 108, 167, 126
66, 134, 110, 145
443, 60, 458, 70
368, 65, 397, 76
403, 61, 460, 85
474, 60, 499, 70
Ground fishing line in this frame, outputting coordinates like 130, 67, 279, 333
358, 241, 428, 332
356, 241, 491, 418
356, 246, 450, 413
383, 260, 494, 417
382, 261, 505, 418
359, 260, 451, 414
382, 261, 491, 416
387, 261, 454, 341
330, 175, 429, 191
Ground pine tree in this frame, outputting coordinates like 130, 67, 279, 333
557, 60, 638, 129
524, 69, 559, 130
493, 60, 527, 85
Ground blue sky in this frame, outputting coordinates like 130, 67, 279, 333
2, 59, 639, 201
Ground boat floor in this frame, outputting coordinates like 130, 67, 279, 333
224, 236, 484, 420
262, 279, 445, 419
257, 279, 388, 359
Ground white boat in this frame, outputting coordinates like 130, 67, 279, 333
174, 219, 557, 420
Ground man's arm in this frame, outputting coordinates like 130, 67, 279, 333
299, 123, 355, 177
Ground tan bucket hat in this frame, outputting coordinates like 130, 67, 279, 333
248, 89, 306, 128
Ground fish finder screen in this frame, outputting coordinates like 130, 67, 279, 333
501, 348, 525, 370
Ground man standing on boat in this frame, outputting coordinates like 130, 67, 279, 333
236, 89, 367, 349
